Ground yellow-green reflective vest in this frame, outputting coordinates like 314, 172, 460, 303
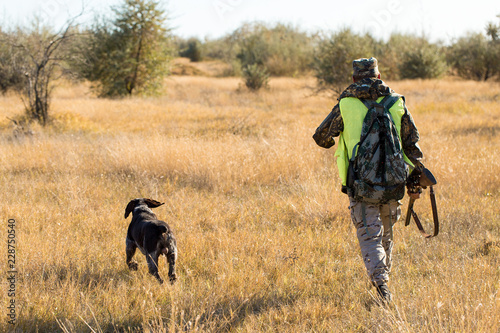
334, 96, 414, 186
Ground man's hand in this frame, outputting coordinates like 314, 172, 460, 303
407, 184, 422, 200
408, 191, 421, 200
407, 171, 423, 200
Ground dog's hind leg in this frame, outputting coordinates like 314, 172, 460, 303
167, 251, 177, 284
161, 234, 177, 284
146, 252, 163, 284
126, 238, 138, 271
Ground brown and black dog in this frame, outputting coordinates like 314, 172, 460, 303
124, 198, 177, 284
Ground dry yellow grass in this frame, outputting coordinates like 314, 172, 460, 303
0, 75, 499, 332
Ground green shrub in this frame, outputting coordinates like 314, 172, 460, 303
179, 37, 202, 62
229, 22, 314, 78
262, 23, 313, 76
399, 41, 447, 79
236, 30, 269, 68
376, 33, 424, 80
242, 63, 269, 91
447, 32, 500, 81
0, 32, 25, 94
312, 29, 375, 95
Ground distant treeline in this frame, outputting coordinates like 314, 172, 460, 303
176, 20, 500, 91
0, 0, 499, 125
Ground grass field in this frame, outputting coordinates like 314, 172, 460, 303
0, 74, 499, 332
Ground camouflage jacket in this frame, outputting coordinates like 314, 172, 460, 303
313, 78, 424, 171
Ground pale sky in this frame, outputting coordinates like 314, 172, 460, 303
1, 0, 499, 43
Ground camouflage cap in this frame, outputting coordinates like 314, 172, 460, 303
353, 57, 380, 79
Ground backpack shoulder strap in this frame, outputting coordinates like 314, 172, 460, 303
379, 93, 403, 110
359, 93, 403, 111
359, 98, 377, 110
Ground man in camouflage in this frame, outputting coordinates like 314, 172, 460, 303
313, 57, 424, 302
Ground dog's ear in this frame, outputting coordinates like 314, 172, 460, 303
125, 199, 138, 219
144, 198, 164, 208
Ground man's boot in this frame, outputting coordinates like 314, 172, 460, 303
376, 283, 392, 303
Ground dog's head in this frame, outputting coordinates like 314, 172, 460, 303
125, 198, 165, 219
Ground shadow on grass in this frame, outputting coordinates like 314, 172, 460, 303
9, 263, 151, 332
451, 124, 499, 137
175, 291, 300, 332
12, 260, 303, 332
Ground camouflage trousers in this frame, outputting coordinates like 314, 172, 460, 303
349, 198, 401, 286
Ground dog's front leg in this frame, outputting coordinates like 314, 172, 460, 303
146, 252, 163, 284
126, 238, 138, 271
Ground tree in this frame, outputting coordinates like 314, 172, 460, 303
1, 21, 76, 125
178, 37, 202, 62
312, 29, 375, 95
485, 15, 500, 81
231, 22, 314, 77
236, 32, 269, 69
233, 23, 270, 91
447, 32, 499, 81
78, 0, 172, 97
0, 30, 25, 94
399, 39, 447, 79
446, 15, 500, 81
376, 33, 426, 80
263, 23, 314, 77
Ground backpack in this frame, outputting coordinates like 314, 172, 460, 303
346, 93, 409, 204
